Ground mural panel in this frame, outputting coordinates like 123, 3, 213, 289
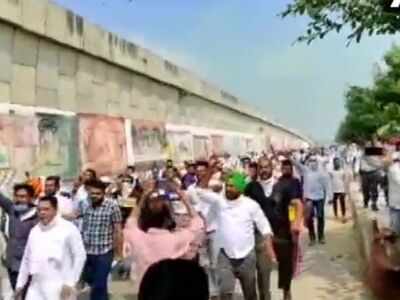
31, 113, 79, 179
0, 114, 38, 180
167, 130, 193, 163
193, 135, 211, 160
131, 120, 167, 162
211, 135, 224, 156
79, 114, 127, 176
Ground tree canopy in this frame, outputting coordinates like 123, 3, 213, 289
336, 45, 400, 142
281, 0, 400, 45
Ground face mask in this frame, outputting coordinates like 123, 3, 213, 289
14, 203, 30, 214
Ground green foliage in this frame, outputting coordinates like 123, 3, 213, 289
336, 45, 400, 142
281, 0, 400, 45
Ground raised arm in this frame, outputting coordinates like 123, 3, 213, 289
0, 192, 13, 214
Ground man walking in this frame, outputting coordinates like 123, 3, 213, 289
44, 176, 74, 220
244, 160, 276, 300
197, 172, 276, 300
15, 196, 86, 300
270, 160, 303, 300
360, 144, 385, 211
293, 156, 331, 245
0, 184, 38, 292
79, 179, 123, 300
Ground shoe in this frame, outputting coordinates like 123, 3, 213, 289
309, 240, 316, 247
319, 238, 326, 245
372, 205, 379, 212
364, 204, 368, 209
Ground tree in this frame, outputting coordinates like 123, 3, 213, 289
281, 0, 400, 45
336, 45, 400, 142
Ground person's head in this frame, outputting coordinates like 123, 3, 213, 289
259, 159, 273, 180
242, 157, 251, 169
187, 163, 196, 175
38, 196, 58, 225
166, 159, 174, 168
196, 161, 209, 181
248, 162, 258, 181
333, 158, 342, 170
82, 169, 97, 184
164, 166, 175, 180
138, 189, 175, 232
308, 157, 319, 171
281, 160, 294, 178
126, 165, 136, 176
138, 259, 209, 300
14, 183, 35, 206
87, 179, 106, 205
45, 176, 61, 196
225, 172, 247, 200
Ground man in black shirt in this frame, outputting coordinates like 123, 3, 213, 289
270, 159, 302, 300
245, 160, 276, 300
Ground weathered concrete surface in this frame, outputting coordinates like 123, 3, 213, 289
0, 0, 310, 147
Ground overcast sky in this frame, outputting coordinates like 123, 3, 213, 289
56, 0, 400, 142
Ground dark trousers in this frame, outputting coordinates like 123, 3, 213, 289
274, 238, 294, 291
8, 268, 29, 299
255, 234, 272, 300
306, 199, 325, 241
361, 171, 379, 207
333, 193, 346, 217
83, 251, 113, 300
8, 268, 18, 290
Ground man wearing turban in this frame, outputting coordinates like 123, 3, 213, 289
195, 171, 277, 300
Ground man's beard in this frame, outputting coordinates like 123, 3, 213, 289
260, 172, 272, 180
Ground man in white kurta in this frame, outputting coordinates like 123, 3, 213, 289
15, 196, 86, 300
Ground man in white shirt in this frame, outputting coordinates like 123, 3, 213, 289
45, 176, 74, 220
73, 169, 97, 229
186, 160, 221, 300
329, 158, 348, 222
197, 172, 276, 300
15, 196, 86, 300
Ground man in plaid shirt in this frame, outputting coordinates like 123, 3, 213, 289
80, 179, 123, 300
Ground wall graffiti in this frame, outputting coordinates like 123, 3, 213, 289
193, 135, 211, 160
131, 120, 167, 162
31, 114, 79, 179
0, 114, 38, 180
166, 130, 193, 163
211, 135, 224, 156
79, 114, 127, 176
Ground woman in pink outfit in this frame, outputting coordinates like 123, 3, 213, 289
123, 186, 205, 285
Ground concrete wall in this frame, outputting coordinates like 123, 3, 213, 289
0, 0, 311, 151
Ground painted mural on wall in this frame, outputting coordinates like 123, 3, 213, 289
167, 130, 193, 163
131, 120, 168, 162
223, 135, 241, 157
0, 114, 38, 180
193, 135, 211, 160
79, 114, 127, 176
211, 135, 224, 156
31, 114, 79, 179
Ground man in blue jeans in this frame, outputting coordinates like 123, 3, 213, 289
80, 179, 123, 300
293, 155, 332, 245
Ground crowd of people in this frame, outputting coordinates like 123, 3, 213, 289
1, 141, 400, 300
